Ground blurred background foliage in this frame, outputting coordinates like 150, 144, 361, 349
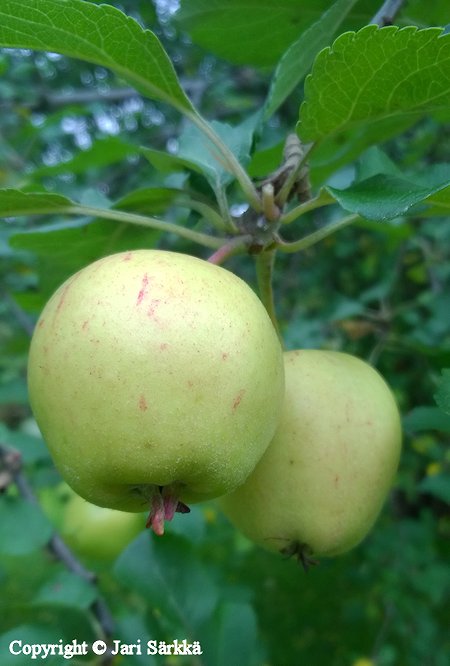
0, 1, 449, 665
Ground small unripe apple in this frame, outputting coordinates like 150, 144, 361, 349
61, 494, 145, 561
220, 350, 401, 564
28, 250, 284, 534
40, 482, 144, 560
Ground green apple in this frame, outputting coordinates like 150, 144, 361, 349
220, 350, 402, 564
28, 250, 284, 534
61, 493, 145, 561
39, 482, 144, 560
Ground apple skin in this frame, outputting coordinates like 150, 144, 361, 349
220, 350, 402, 559
27, 250, 284, 530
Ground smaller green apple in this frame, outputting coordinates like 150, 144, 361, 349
220, 350, 402, 566
61, 494, 145, 561
41, 484, 145, 561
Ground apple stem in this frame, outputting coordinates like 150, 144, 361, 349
145, 487, 191, 535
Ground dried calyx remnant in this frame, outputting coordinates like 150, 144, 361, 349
237, 134, 312, 253
280, 540, 319, 572
146, 485, 190, 535
257, 134, 312, 204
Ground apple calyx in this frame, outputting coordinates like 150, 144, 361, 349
280, 541, 319, 572
145, 486, 190, 536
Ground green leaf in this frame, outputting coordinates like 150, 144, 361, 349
408, 164, 450, 216
177, 0, 334, 67
327, 173, 450, 221
0, 377, 28, 405
299, 26, 450, 143
10, 217, 159, 303
403, 406, 450, 434
435, 369, 450, 415
115, 614, 159, 666
0, 424, 50, 465
355, 146, 402, 182
419, 474, 450, 504
166, 505, 206, 542
201, 601, 261, 666
0, 186, 192, 221
0, 189, 72, 216
0, 626, 63, 666
115, 532, 219, 630
177, 115, 258, 187
264, 0, 359, 119
141, 147, 205, 176
410, 562, 450, 605
2, 190, 221, 293
33, 571, 97, 610
110, 186, 191, 216
405, 0, 450, 28
0, 496, 53, 555
0, 0, 193, 113
406, 163, 450, 190
247, 141, 284, 179
309, 115, 418, 186
0, 2, 252, 195
419, 191, 450, 217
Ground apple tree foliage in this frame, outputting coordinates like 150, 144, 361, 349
0, 1, 449, 664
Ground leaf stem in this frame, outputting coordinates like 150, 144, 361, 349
255, 250, 283, 343
215, 181, 239, 233
280, 189, 335, 225
187, 111, 262, 212
177, 198, 228, 231
66, 205, 224, 250
277, 213, 360, 253
207, 235, 252, 265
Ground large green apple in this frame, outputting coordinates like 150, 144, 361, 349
28, 250, 284, 534
220, 350, 402, 564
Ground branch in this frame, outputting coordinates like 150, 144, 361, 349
0, 444, 115, 641
34, 86, 138, 109
371, 0, 406, 26
0, 79, 207, 111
